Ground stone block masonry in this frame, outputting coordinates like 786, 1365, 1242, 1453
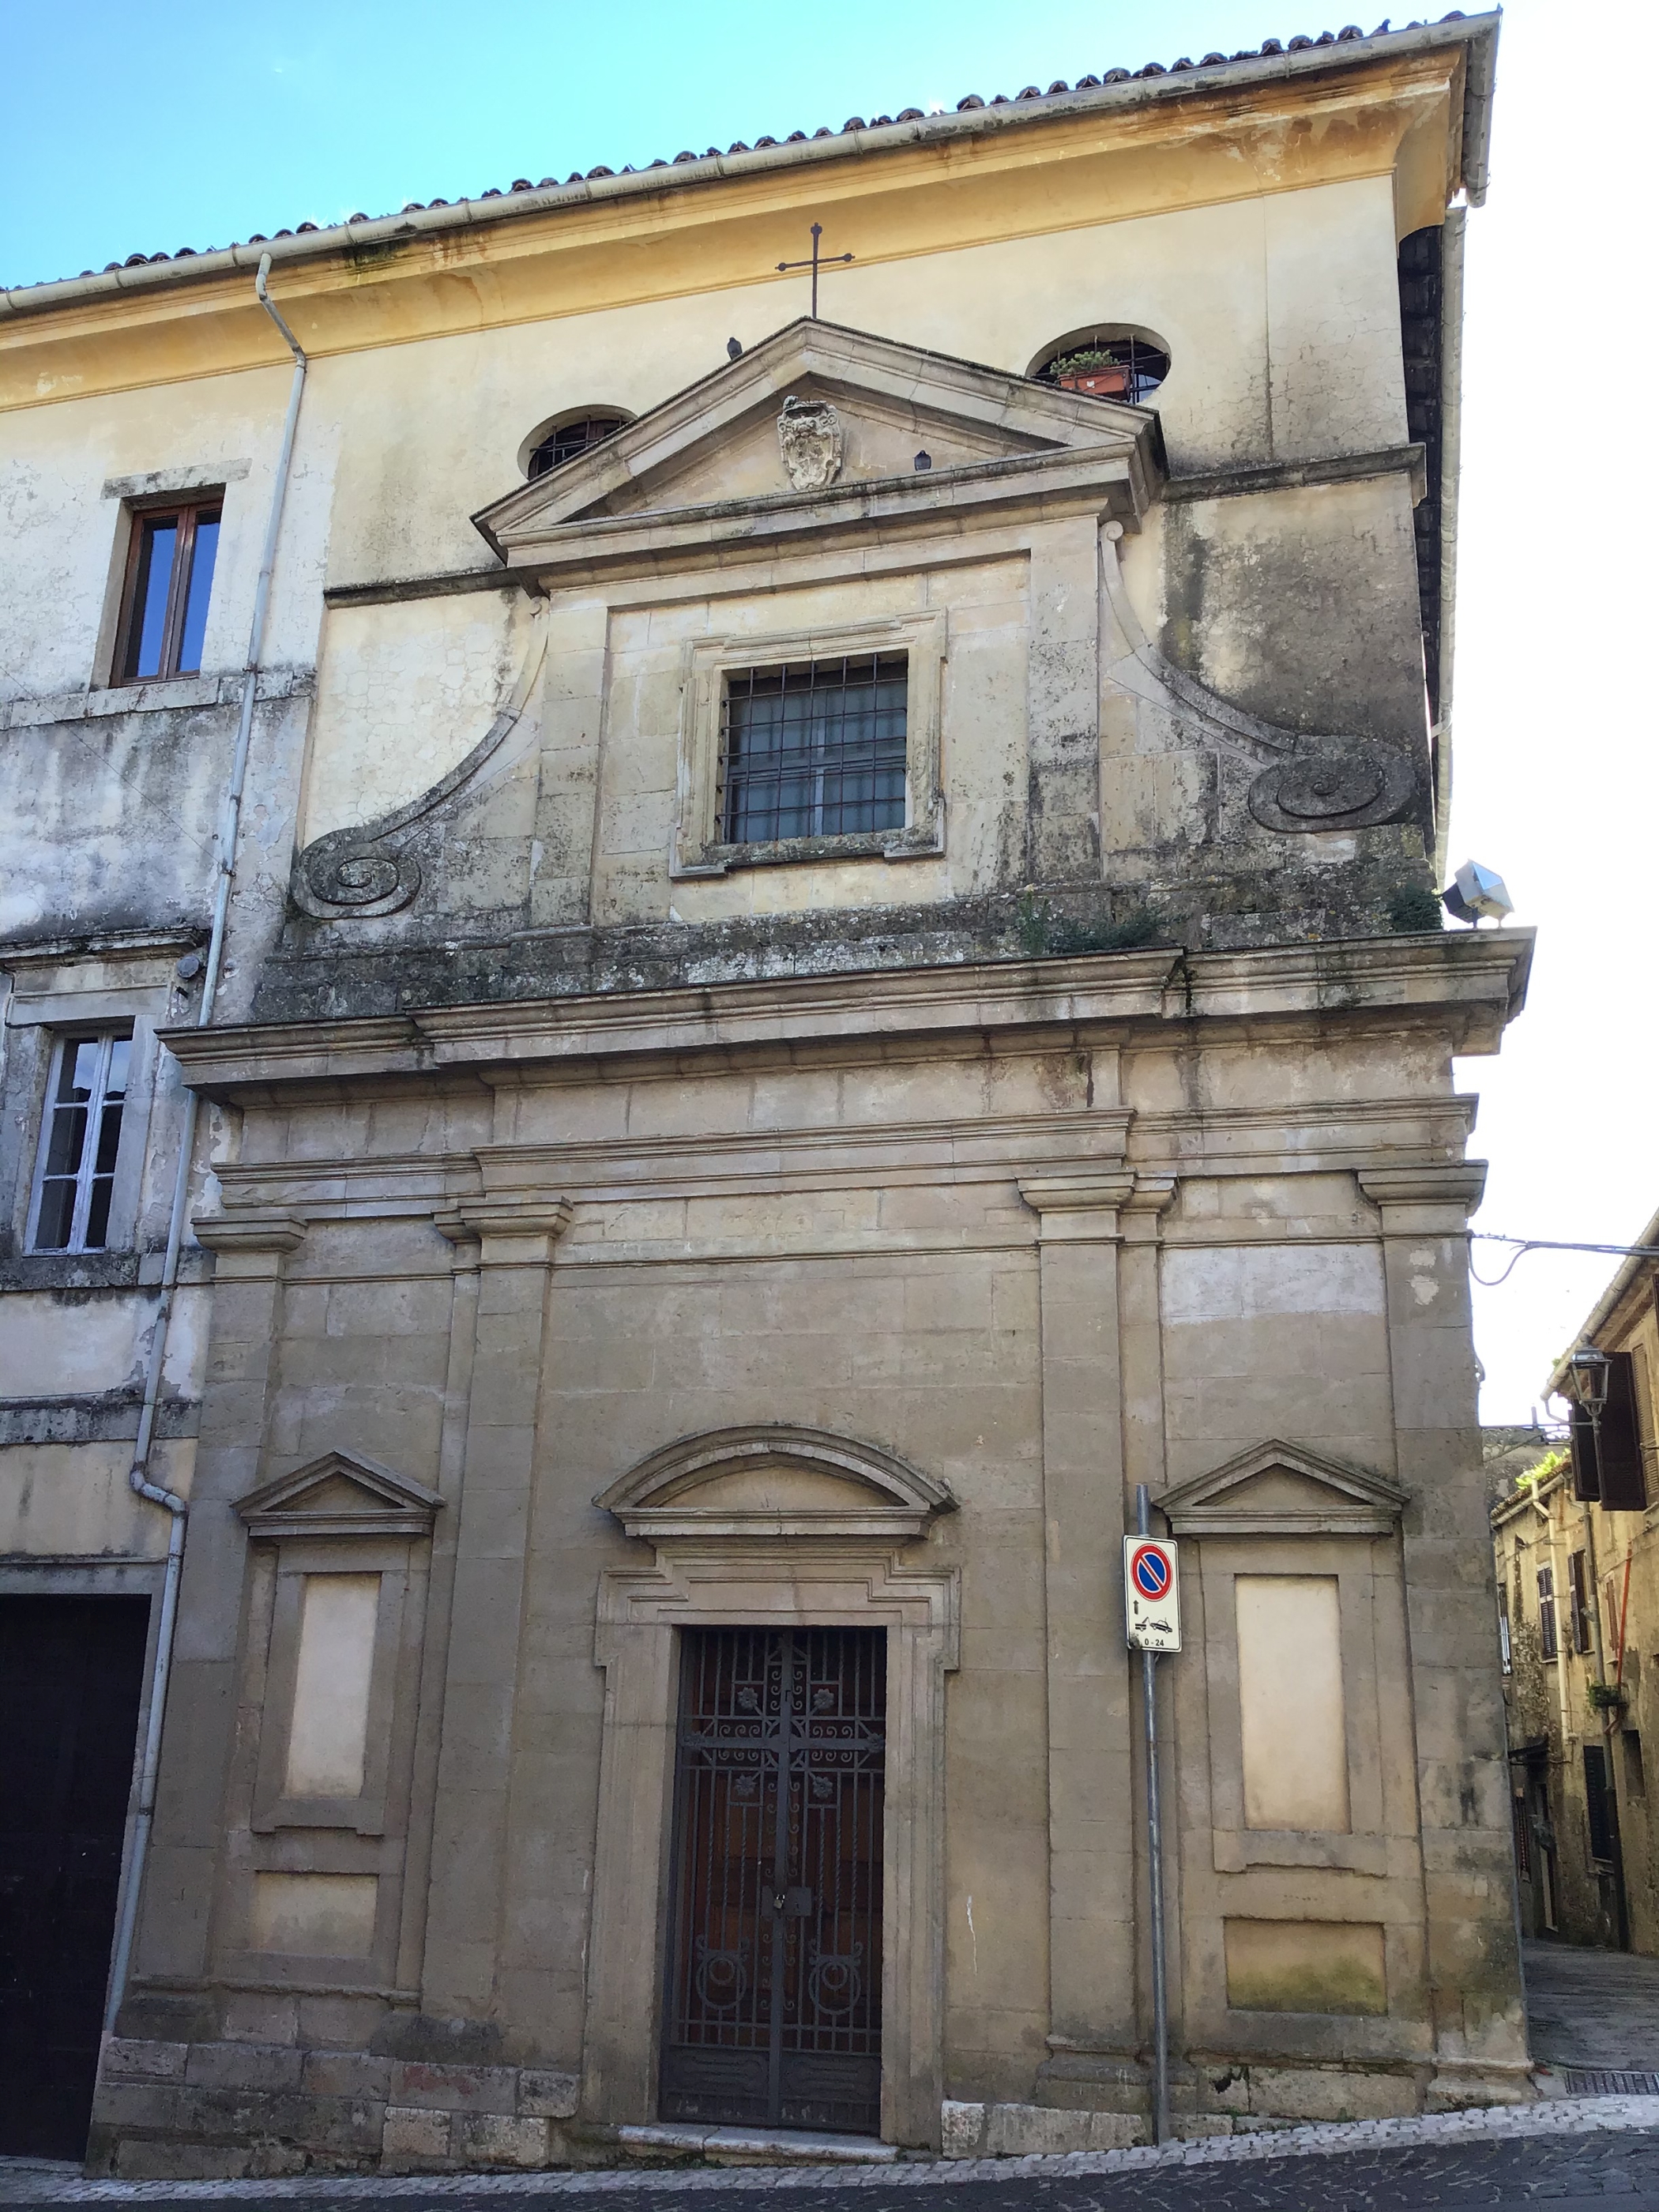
90, 2041, 581, 2178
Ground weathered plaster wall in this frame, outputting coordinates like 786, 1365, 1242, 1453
0, 1439, 195, 1559
302, 595, 538, 846
0, 366, 333, 704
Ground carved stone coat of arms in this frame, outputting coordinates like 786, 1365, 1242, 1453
777, 394, 844, 491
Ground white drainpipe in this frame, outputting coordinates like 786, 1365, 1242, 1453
103, 256, 308, 2036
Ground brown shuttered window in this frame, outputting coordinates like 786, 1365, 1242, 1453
1574, 1356, 1648, 1510
1599, 1353, 1649, 1511
1537, 1563, 1559, 1660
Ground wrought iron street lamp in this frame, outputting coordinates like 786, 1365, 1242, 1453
1565, 1346, 1612, 1420
1563, 1346, 1614, 1696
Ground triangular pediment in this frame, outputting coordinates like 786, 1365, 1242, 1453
237, 1450, 444, 1540
1158, 1439, 1408, 1538
596, 1423, 954, 1542
474, 320, 1159, 561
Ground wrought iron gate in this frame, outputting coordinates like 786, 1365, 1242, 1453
660, 1627, 886, 2135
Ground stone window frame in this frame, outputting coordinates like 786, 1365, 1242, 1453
0, 935, 194, 1268
582, 1427, 958, 2149
1159, 1441, 1410, 1881
218, 1452, 442, 1989
89, 461, 247, 692
248, 1541, 412, 1838
24, 1024, 135, 1257
1197, 1534, 1394, 1877
671, 611, 946, 878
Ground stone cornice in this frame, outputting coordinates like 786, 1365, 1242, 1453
499, 444, 1151, 583
161, 933, 1533, 1100
205, 1097, 1477, 1206
0, 924, 207, 970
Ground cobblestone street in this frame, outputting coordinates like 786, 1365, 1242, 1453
1528, 1942, 1659, 2082
6, 2106, 1659, 2212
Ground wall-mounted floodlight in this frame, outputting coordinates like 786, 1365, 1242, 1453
1442, 859, 1514, 924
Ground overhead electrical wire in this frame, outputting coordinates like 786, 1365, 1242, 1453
1468, 1236, 1659, 1288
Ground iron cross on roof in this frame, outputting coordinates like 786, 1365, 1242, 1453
776, 224, 853, 319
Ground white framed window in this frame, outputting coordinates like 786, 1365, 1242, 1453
28, 1029, 132, 1253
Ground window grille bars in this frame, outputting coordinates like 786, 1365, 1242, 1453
719, 654, 908, 845
527, 416, 627, 479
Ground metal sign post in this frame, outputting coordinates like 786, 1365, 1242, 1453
1127, 1485, 1178, 2144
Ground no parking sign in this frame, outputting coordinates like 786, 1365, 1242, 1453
1124, 1536, 1181, 1652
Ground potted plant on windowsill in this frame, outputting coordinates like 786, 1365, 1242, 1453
1588, 1680, 1629, 1712
1048, 349, 1132, 398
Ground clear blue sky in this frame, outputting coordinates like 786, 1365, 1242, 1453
6, 0, 1354, 286
6, 1, 1653, 1422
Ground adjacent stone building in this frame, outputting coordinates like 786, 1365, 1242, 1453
1495, 1211, 1659, 1956
0, 13, 1535, 2174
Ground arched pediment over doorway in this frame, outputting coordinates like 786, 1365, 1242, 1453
594, 1423, 954, 1542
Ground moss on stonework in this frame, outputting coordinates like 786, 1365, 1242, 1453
1014, 892, 1163, 957
1227, 1958, 1388, 2014
1387, 884, 1446, 934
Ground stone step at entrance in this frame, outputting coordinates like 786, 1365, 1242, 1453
616, 2123, 899, 2165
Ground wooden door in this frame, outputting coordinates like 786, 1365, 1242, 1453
660, 1627, 885, 2135
0, 1597, 149, 2159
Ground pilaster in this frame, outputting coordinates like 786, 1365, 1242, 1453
419, 1195, 571, 2016
126, 1209, 307, 2010
1356, 1163, 1529, 2102
1018, 1170, 1138, 2060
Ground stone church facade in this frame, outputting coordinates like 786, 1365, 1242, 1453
0, 14, 1533, 2174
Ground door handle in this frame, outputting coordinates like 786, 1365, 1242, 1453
769, 1887, 813, 1917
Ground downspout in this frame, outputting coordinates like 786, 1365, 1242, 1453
1533, 1480, 1573, 1768
1431, 206, 1465, 887
103, 255, 307, 2036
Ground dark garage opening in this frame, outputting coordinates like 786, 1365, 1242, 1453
0, 1594, 149, 2161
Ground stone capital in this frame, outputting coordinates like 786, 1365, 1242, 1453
1019, 1170, 1176, 1244
1357, 1161, 1487, 1231
1018, 1171, 1136, 1243
1119, 1172, 1177, 1239
434, 1194, 572, 1262
191, 1208, 306, 1266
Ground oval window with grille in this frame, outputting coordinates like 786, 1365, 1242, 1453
1031, 329, 1170, 405
522, 412, 630, 480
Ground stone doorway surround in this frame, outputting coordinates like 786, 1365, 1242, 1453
580, 1426, 959, 2150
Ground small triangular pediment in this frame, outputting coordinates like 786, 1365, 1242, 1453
1158, 1439, 1407, 1538
475, 320, 1158, 561
596, 1423, 954, 1542
237, 1450, 444, 1540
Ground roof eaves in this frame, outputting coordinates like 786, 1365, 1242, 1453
1544, 1202, 1659, 1399
0, 12, 1499, 322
